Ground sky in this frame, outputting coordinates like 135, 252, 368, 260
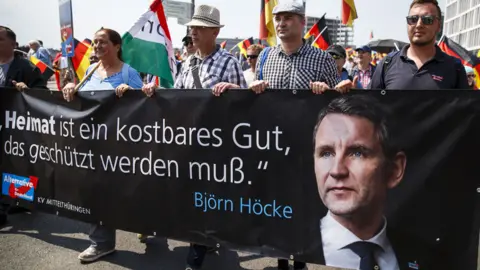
1, 0, 446, 49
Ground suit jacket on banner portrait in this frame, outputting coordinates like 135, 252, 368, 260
304, 217, 442, 270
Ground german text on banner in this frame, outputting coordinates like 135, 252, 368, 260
0, 88, 478, 270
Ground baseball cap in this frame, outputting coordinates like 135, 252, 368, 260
272, 1, 305, 16
465, 66, 474, 74
355, 45, 372, 53
326, 45, 347, 59
182, 36, 192, 44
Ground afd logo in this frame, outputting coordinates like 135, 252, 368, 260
1, 173, 38, 202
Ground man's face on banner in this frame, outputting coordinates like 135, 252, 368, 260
313, 114, 399, 217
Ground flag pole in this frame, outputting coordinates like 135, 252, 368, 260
311, 26, 328, 46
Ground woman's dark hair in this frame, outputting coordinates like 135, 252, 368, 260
96, 27, 123, 61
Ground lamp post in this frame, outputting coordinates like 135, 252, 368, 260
186, 0, 195, 35
191, 0, 195, 18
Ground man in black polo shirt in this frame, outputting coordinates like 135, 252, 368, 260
369, 0, 468, 90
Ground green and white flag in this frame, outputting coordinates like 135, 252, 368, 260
122, 0, 176, 88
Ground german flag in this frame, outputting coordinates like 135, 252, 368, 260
346, 47, 353, 56
30, 55, 54, 82
220, 40, 227, 49
236, 37, 254, 57
260, 0, 278, 47
438, 36, 480, 89
304, 15, 330, 50
53, 53, 62, 90
70, 38, 92, 81
342, 0, 358, 26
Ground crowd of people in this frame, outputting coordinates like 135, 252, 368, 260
0, 0, 477, 269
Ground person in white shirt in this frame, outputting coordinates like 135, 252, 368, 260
243, 44, 263, 87
312, 94, 407, 270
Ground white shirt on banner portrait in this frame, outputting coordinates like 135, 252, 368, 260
320, 211, 399, 270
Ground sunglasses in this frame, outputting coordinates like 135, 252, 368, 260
467, 74, 476, 78
406, 15, 438, 25
183, 42, 193, 47
247, 55, 258, 59
328, 53, 344, 60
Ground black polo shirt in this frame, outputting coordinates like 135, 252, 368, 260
369, 45, 469, 90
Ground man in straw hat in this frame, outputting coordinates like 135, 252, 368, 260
142, 4, 246, 97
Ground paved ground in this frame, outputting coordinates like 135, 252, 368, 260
0, 212, 350, 270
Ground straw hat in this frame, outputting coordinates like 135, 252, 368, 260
185, 5, 224, 28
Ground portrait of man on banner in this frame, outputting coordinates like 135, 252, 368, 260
311, 94, 440, 270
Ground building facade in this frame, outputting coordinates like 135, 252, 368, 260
443, 0, 480, 52
305, 16, 354, 48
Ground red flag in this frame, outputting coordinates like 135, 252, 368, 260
342, 0, 358, 26
259, 0, 278, 46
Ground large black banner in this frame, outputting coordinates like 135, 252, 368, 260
1, 88, 479, 270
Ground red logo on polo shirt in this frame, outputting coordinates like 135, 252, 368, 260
432, 75, 443, 82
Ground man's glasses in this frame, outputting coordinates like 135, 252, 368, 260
247, 55, 258, 59
183, 42, 193, 47
406, 15, 438, 25
467, 74, 476, 78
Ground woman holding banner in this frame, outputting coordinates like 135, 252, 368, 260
62, 28, 143, 100
62, 28, 144, 263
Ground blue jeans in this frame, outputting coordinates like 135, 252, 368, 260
89, 224, 115, 250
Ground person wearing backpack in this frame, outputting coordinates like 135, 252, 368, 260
250, 2, 352, 96
369, 0, 468, 90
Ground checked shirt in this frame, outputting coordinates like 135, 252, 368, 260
255, 42, 340, 89
174, 45, 247, 89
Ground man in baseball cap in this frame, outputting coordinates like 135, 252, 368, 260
182, 35, 196, 57
326, 45, 351, 81
351, 45, 375, 89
